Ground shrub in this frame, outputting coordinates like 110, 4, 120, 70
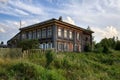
17, 39, 39, 51
94, 43, 103, 53
45, 49, 55, 68
7, 62, 44, 80
47, 70, 66, 80
84, 43, 92, 52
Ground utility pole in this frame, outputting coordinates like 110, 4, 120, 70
19, 20, 22, 30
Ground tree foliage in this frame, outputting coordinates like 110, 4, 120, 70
115, 40, 120, 50
94, 37, 117, 53
84, 43, 92, 52
17, 39, 39, 51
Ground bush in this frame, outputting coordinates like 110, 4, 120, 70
47, 70, 66, 80
8, 62, 43, 80
17, 39, 39, 51
45, 49, 55, 68
84, 43, 92, 52
94, 43, 103, 53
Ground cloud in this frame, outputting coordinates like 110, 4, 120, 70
0, 0, 8, 3
9, 0, 44, 15
0, 27, 5, 33
0, 5, 29, 16
0, 0, 45, 17
0, 0, 120, 43
64, 16, 75, 25
14, 8, 29, 16
91, 26, 119, 42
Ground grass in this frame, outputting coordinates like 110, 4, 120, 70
0, 50, 120, 80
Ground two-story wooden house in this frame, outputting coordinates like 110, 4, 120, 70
7, 17, 94, 52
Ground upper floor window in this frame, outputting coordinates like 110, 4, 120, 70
64, 29, 67, 38
28, 31, 32, 39
22, 33, 26, 39
69, 31, 73, 39
37, 29, 41, 39
33, 30, 36, 39
47, 27, 52, 37
42, 28, 46, 38
58, 28, 62, 37
77, 33, 79, 40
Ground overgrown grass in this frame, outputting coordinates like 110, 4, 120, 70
0, 50, 120, 80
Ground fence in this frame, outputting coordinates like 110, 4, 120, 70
0, 48, 22, 58
0, 48, 55, 58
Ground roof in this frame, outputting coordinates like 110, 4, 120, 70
7, 32, 20, 43
19, 18, 94, 33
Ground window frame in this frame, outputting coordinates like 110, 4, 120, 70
47, 27, 52, 37
64, 29, 67, 38
58, 28, 62, 37
42, 28, 46, 38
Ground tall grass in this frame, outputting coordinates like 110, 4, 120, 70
0, 49, 120, 80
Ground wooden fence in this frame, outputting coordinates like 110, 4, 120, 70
0, 48, 22, 58
0, 48, 55, 58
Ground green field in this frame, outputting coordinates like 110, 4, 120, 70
0, 50, 120, 80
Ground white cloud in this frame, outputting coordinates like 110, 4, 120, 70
0, 0, 8, 3
0, 27, 5, 33
1, 0, 120, 42
0, 5, 29, 16
64, 16, 75, 25
14, 8, 29, 16
91, 26, 119, 42
9, 0, 44, 15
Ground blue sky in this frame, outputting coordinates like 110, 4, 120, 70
0, 0, 120, 44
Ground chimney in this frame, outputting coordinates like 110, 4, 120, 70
58, 16, 62, 21
87, 26, 91, 30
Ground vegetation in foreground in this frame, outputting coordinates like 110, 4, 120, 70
0, 50, 120, 80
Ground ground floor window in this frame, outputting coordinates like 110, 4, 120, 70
64, 43, 68, 51
58, 42, 69, 51
58, 42, 63, 51
74, 43, 81, 52
39, 42, 52, 50
69, 43, 73, 52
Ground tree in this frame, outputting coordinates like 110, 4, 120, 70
94, 43, 103, 53
115, 40, 120, 50
84, 43, 92, 52
0, 41, 4, 45
17, 39, 39, 51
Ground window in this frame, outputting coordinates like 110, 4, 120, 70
64, 29, 67, 38
47, 27, 52, 37
43, 43, 46, 50
28, 31, 32, 39
64, 43, 68, 51
37, 29, 41, 39
85, 37, 88, 41
58, 42, 62, 51
33, 30, 36, 39
48, 43, 52, 49
69, 31, 73, 39
77, 33, 79, 40
22, 33, 26, 39
42, 28, 46, 38
39, 44, 43, 49
58, 28, 62, 37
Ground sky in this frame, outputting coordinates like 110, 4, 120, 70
0, 0, 120, 44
